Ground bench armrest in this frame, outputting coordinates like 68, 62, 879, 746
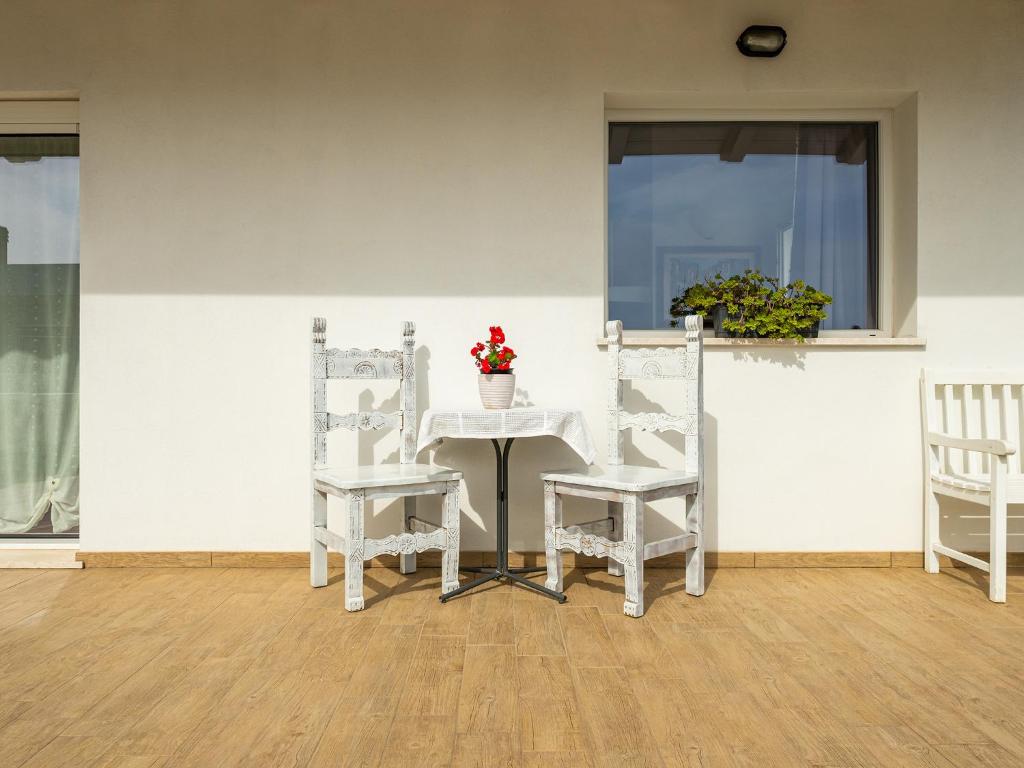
927, 431, 1017, 456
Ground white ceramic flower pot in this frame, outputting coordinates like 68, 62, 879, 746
478, 372, 516, 409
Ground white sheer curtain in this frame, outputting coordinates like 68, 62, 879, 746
0, 137, 80, 534
790, 134, 872, 330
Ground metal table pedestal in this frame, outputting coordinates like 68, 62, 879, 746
439, 438, 567, 603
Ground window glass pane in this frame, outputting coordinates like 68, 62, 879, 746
608, 122, 878, 330
0, 135, 79, 536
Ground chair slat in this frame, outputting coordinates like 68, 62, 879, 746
999, 385, 1019, 475
942, 384, 955, 473
617, 347, 689, 379
325, 348, 403, 379
964, 384, 979, 474
618, 411, 696, 435
980, 384, 994, 474
327, 411, 403, 432
1013, 386, 1024, 475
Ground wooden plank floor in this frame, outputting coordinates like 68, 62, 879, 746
2, 565, 1024, 767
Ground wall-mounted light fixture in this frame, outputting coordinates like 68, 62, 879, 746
736, 25, 787, 57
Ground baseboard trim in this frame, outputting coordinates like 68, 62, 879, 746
1, 549, 83, 569
756, 551, 892, 568
76, 550, 1024, 569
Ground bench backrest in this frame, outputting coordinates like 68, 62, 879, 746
921, 369, 1024, 476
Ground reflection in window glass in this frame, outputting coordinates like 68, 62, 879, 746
608, 122, 878, 330
0, 135, 79, 536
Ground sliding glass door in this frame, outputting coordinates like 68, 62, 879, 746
0, 134, 79, 537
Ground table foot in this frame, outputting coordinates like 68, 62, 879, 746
438, 569, 567, 603
439, 571, 501, 602
506, 572, 567, 603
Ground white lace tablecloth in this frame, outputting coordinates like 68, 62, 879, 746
417, 407, 597, 464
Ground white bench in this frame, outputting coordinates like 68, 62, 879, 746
921, 369, 1023, 602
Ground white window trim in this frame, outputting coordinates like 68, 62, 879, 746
604, 107, 895, 339
0, 98, 78, 128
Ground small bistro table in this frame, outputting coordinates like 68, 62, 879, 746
417, 407, 596, 603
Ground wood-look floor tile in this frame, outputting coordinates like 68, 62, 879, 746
0, 566, 1021, 768
456, 644, 516, 735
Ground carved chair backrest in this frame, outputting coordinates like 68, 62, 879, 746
311, 318, 416, 470
921, 369, 1024, 477
605, 317, 703, 475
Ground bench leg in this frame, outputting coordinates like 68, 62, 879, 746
924, 489, 940, 574
441, 481, 461, 595
345, 490, 366, 612
990, 459, 1008, 603
623, 492, 644, 617
544, 481, 564, 593
311, 488, 328, 588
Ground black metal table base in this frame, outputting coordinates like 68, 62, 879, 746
440, 438, 567, 604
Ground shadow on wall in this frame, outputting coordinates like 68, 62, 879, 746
730, 347, 807, 370
513, 388, 536, 407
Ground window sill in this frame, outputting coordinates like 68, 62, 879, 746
597, 334, 926, 348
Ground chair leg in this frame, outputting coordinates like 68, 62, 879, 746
924, 488, 941, 574
345, 490, 366, 611
400, 496, 417, 575
685, 491, 704, 597
623, 492, 644, 617
607, 500, 624, 577
989, 459, 1008, 603
441, 481, 461, 595
311, 488, 328, 588
544, 481, 564, 593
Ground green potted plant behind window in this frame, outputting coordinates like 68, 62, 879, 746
670, 269, 831, 341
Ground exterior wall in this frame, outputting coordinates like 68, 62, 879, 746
1, 0, 1021, 553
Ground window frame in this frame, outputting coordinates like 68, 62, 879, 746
603, 108, 895, 338
0, 99, 80, 540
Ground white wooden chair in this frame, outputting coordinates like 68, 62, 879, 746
921, 369, 1022, 602
310, 318, 461, 611
541, 317, 704, 617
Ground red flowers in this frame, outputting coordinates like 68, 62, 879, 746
472, 325, 517, 374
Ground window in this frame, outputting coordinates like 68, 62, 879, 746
608, 121, 879, 331
0, 133, 80, 537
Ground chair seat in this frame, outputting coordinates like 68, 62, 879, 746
541, 464, 697, 493
932, 471, 1024, 502
315, 463, 462, 491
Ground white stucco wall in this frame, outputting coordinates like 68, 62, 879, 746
1, 0, 1021, 553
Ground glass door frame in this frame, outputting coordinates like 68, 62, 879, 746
0, 100, 80, 540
